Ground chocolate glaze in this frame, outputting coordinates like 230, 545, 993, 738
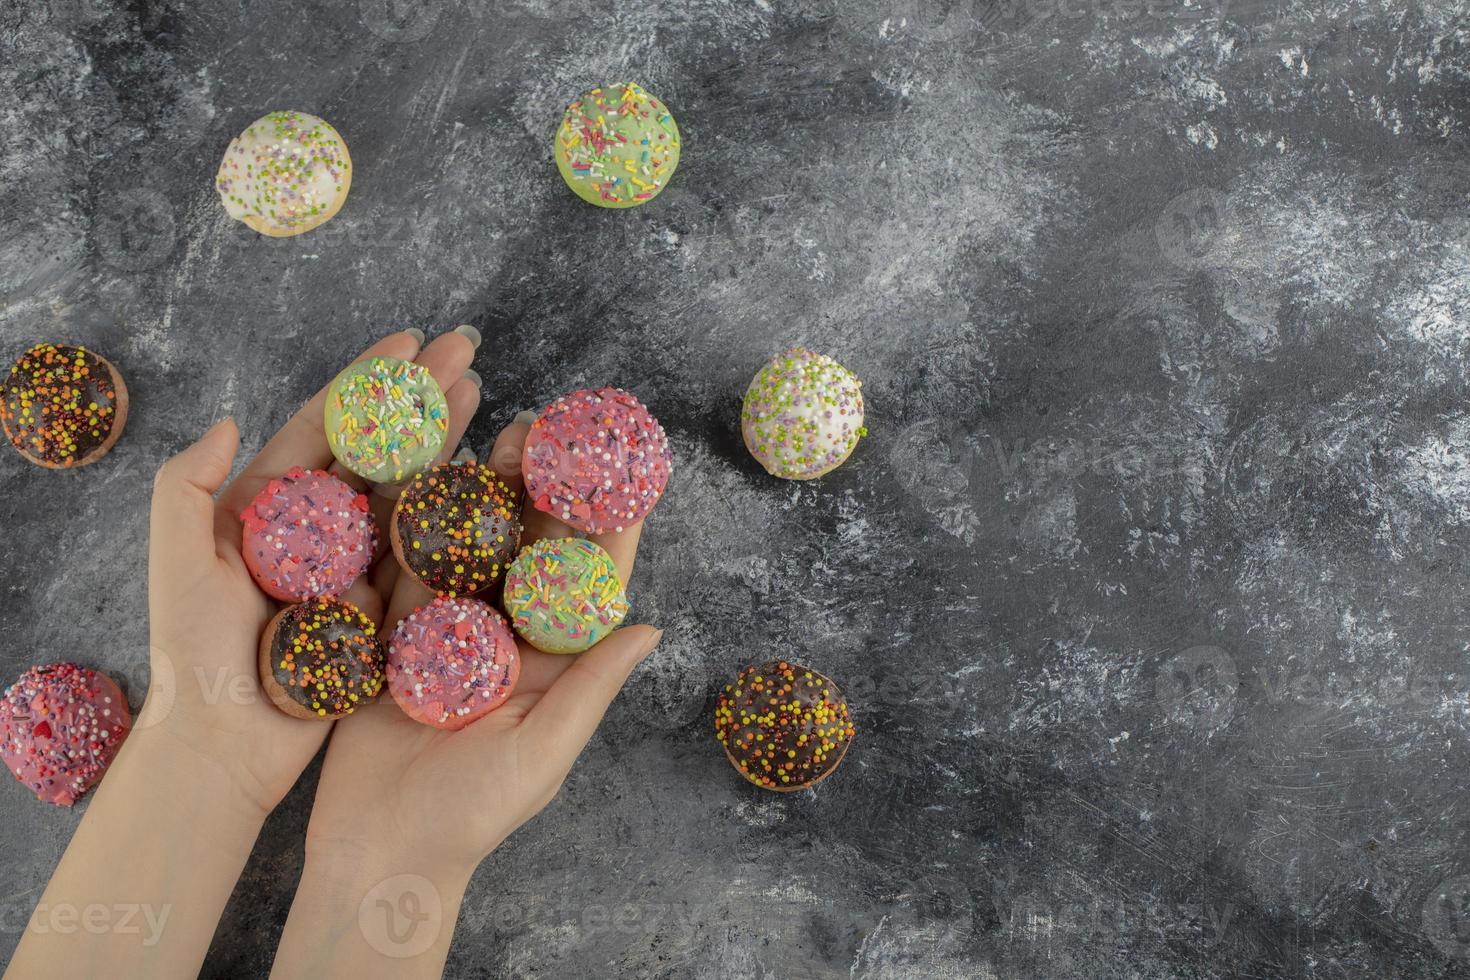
1, 344, 120, 466
714, 661, 856, 792
394, 460, 521, 596
268, 599, 385, 717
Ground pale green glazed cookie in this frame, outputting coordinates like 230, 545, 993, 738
503, 538, 629, 654
554, 82, 680, 208
325, 356, 449, 484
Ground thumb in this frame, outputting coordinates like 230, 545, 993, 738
149, 418, 240, 574
518, 625, 664, 766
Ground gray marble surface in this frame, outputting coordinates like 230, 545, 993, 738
4, 0, 1470, 976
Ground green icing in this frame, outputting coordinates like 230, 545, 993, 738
554, 82, 680, 208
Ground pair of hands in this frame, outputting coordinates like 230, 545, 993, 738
147, 328, 661, 889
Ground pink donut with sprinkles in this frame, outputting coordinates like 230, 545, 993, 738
241, 467, 378, 602
521, 387, 673, 534
387, 596, 520, 730
1, 664, 131, 806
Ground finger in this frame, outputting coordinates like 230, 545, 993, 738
588, 521, 643, 583
515, 625, 663, 764
150, 418, 240, 575
341, 575, 385, 627
485, 417, 531, 495
218, 330, 423, 515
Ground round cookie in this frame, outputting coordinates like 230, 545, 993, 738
215, 110, 352, 237
325, 356, 449, 484
1, 343, 128, 469
714, 661, 855, 792
0, 663, 131, 806
503, 538, 629, 655
555, 82, 681, 208
741, 348, 866, 480
522, 387, 672, 534
258, 598, 385, 720
391, 460, 522, 597
387, 596, 519, 730
240, 467, 378, 602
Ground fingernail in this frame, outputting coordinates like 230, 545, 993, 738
513, 409, 539, 425
454, 324, 482, 349
463, 368, 483, 389
404, 327, 426, 345
643, 628, 665, 655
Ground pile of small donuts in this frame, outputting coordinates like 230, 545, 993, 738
252, 363, 673, 728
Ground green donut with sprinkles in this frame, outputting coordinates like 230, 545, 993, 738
325, 356, 449, 484
555, 82, 680, 208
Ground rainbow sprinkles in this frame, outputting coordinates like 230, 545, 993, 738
325, 355, 449, 484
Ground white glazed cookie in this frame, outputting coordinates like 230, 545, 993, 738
741, 348, 867, 480
215, 110, 352, 237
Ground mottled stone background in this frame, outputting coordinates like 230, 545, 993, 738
4, 0, 1470, 976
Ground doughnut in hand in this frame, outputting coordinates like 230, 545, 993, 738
1, 664, 131, 806
387, 597, 519, 730
714, 661, 855, 792
258, 598, 385, 720
215, 110, 352, 237
503, 538, 628, 654
1, 343, 128, 469
522, 387, 672, 534
555, 83, 680, 208
325, 356, 449, 485
742, 348, 866, 480
390, 460, 521, 597
240, 467, 377, 602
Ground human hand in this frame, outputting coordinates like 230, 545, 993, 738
142, 328, 482, 816
272, 417, 661, 975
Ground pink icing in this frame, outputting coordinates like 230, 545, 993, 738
1, 664, 131, 806
387, 597, 519, 730
521, 387, 673, 534
241, 467, 377, 602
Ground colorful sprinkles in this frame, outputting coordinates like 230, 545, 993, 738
325, 356, 449, 484
387, 596, 520, 730
266, 599, 385, 718
714, 661, 856, 792
215, 110, 351, 235
503, 538, 629, 655
393, 460, 522, 597
555, 82, 681, 208
522, 387, 673, 534
240, 467, 378, 602
742, 348, 866, 480
0, 663, 131, 807
1, 343, 123, 468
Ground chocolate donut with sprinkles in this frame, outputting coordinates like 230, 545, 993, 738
555, 82, 680, 208
0, 663, 131, 806
387, 596, 520, 730
522, 387, 672, 534
714, 661, 856, 792
1, 343, 129, 468
390, 459, 522, 597
258, 598, 386, 720
240, 467, 378, 602
325, 355, 449, 485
